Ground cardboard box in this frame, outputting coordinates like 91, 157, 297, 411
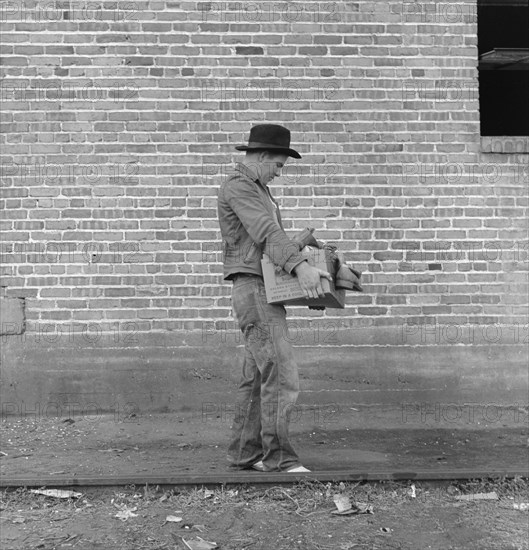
261, 247, 345, 308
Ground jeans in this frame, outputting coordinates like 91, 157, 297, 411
227, 274, 301, 472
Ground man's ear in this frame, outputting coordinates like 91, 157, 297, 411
257, 150, 268, 162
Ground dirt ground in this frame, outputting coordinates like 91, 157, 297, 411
1, 478, 528, 550
1, 407, 528, 549
1, 406, 528, 479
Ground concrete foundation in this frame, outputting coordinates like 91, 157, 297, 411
1, 327, 527, 417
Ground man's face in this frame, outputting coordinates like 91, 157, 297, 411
257, 152, 288, 185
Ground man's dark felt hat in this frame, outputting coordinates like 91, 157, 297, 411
235, 124, 302, 159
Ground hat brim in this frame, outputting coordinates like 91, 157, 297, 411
235, 145, 301, 159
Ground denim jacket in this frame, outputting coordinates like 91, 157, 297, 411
217, 163, 306, 280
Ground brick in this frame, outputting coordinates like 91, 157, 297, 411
440, 295, 472, 305
56, 300, 88, 309
124, 57, 154, 66
42, 311, 72, 321
373, 209, 401, 218
376, 296, 406, 305
299, 47, 328, 55
40, 288, 71, 298
357, 307, 388, 316
388, 285, 418, 294
0, 6, 524, 336
373, 252, 403, 261
330, 47, 358, 55
235, 46, 264, 55
121, 299, 151, 308
104, 288, 136, 297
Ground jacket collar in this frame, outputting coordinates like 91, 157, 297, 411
233, 163, 283, 227
235, 162, 261, 184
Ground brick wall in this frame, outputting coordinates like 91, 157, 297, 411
1, 0, 528, 354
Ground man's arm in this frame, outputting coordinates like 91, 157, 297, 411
225, 178, 331, 297
224, 177, 305, 274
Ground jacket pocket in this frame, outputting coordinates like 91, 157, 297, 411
243, 241, 262, 264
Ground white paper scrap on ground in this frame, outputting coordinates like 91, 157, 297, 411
331, 494, 374, 516
333, 494, 352, 512
114, 505, 138, 521
182, 536, 218, 549
30, 489, 83, 499
165, 515, 183, 522
455, 492, 498, 501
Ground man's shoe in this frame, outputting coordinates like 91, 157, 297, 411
285, 465, 311, 473
251, 460, 266, 472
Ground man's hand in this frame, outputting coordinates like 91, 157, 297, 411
293, 260, 332, 299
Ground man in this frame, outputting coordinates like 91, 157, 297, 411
217, 124, 331, 473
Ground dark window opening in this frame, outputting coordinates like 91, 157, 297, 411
478, 0, 529, 136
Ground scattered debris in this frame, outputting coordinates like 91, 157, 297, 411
62, 418, 75, 424
182, 536, 218, 550
78, 500, 93, 509
455, 492, 498, 501
354, 503, 374, 514
180, 523, 206, 532
50, 514, 70, 522
59, 534, 81, 544
332, 508, 358, 517
408, 484, 416, 498
331, 494, 373, 516
30, 489, 82, 499
513, 503, 529, 511
12, 517, 25, 524
165, 515, 183, 523
114, 506, 138, 521
113, 502, 138, 521
202, 489, 215, 499
333, 494, 351, 513
230, 538, 257, 547
264, 486, 321, 517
